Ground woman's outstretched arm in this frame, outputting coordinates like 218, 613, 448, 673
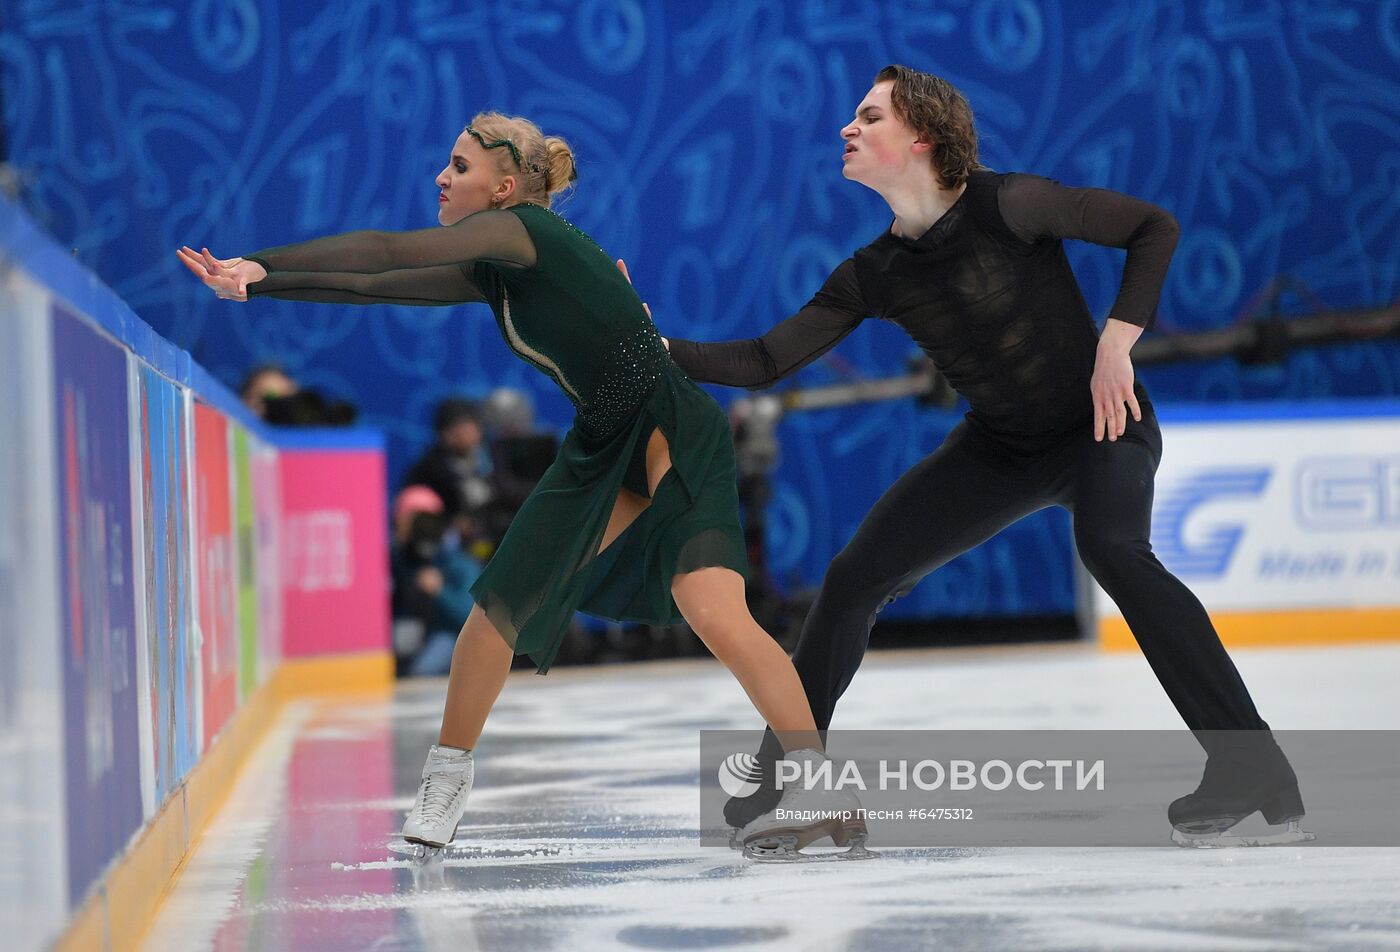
178, 207, 539, 303
247, 263, 486, 305
177, 247, 485, 305
244, 208, 537, 274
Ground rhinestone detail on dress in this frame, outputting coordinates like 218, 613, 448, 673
583, 323, 670, 434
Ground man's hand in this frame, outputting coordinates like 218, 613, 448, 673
1091, 318, 1144, 442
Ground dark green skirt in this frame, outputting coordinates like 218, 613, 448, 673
470, 367, 748, 673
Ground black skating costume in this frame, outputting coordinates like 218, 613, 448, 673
668, 171, 1302, 836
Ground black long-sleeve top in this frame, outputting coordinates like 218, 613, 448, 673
667, 171, 1179, 445
243, 208, 537, 305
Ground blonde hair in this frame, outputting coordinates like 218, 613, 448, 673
466, 112, 577, 207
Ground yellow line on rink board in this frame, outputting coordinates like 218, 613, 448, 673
278, 650, 397, 696
1100, 608, 1400, 651
51, 651, 393, 952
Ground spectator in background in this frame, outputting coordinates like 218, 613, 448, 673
403, 397, 500, 556
263, 390, 358, 426
482, 385, 536, 437
481, 386, 559, 544
391, 485, 483, 677
239, 361, 357, 426
239, 362, 298, 418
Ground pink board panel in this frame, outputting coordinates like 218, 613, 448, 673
194, 403, 237, 746
279, 450, 389, 657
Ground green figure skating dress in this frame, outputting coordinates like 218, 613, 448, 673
246, 204, 748, 671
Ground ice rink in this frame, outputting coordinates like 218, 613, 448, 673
138, 642, 1400, 951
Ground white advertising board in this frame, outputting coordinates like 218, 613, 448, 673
1088, 404, 1400, 647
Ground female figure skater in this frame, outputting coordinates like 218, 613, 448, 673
659, 66, 1307, 848
177, 113, 865, 861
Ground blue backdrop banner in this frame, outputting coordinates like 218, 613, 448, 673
5, 2, 1397, 618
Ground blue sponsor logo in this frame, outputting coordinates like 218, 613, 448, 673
1295, 457, 1400, 530
1153, 468, 1272, 578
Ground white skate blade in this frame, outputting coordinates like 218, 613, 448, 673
1172, 819, 1315, 848
742, 831, 878, 863
388, 835, 454, 866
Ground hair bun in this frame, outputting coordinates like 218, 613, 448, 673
544, 136, 577, 194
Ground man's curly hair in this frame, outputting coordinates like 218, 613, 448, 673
874, 65, 980, 186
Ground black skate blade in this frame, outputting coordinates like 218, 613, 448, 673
741, 831, 879, 863
839, 832, 879, 860
1171, 819, 1315, 849
1173, 814, 1249, 836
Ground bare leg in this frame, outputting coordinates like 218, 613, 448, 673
435, 428, 818, 755
437, 605, 515, 750
600, 428, 820, 751
671, 566, 821, 753
596, 427, 673, 554
598, 486, 649, 553
435, 430, 667, 750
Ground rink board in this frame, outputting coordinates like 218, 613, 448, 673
0, 268, 69, 952
1089, 403, 1400, 650
0, 195, 393, 952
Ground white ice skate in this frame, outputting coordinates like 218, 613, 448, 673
736, 748, 876, 862
399, 745, 474, 864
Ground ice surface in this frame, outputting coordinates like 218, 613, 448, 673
143, 643, 1400, 951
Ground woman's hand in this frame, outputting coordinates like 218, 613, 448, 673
176, 246, 267, 301
1090, 319, 1144, 442
616, 258, 666, 350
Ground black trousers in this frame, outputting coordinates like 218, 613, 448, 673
790, 405, 1268, 737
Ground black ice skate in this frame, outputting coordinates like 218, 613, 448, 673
735, 749, 877, 862
724, 751, 780, 849
1169, 737, 1314, 848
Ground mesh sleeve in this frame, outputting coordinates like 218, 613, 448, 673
997, 173, 1179, 329
245, 207, 537, 275
668, 258, 868, 388
248, 263, 485, 305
